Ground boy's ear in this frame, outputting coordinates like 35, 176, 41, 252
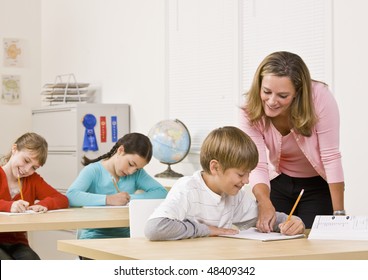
209, 159, 220, 175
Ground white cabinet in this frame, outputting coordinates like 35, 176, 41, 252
32, 103, 130, 192
28, 230, 78, 260
29, 103, 130, 259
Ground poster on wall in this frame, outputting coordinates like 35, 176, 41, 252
3, 38, 25, 67
1, 75, 21, 104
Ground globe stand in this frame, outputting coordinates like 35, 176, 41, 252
155, 164, 183, 178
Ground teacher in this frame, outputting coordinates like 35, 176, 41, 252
240, 51, 345, 230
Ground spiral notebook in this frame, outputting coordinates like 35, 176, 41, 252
308, 215, 368, 240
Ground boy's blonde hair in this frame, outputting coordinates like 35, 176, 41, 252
200, 126, 258, 173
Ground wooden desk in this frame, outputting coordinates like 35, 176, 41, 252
58, 236, 368, 260
0, 207, 129, 232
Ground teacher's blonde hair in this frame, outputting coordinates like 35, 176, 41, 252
243, 51, 318, 136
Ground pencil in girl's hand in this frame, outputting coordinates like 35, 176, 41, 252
286, 189, 304, 222
112, 177, 120, 193
17, 175, 24, 200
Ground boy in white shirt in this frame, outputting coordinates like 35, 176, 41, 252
145, 126, 305, 240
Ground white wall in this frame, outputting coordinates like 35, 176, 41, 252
334, 0, 368, 215
0, 0, 41, 154
39, 0, 189, 176
41, 0, 166, 135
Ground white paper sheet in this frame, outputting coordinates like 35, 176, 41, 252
0, 209, 72, 215
220, 227, 305, 242
82, 205, 129, 209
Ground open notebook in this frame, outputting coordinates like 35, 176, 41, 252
220, 227, 305, 242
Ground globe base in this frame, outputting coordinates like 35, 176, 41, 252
155, 164, 183, 178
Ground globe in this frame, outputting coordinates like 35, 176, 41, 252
148, 119, 191, 178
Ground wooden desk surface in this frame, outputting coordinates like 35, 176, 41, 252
58, 236, 368, 260
0, 207, 129, 232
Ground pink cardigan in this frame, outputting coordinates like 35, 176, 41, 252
240, 82, 344, 188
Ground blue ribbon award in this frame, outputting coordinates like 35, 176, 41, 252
82, 114, 99, 151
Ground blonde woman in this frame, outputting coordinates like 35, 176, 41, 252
241, 51, 345, 230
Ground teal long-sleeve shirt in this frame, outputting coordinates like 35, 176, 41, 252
66, 161, 168, 239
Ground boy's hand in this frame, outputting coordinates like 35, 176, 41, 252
208, 225, 239, 236
279, 217, 305, 235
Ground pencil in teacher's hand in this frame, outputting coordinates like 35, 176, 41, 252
286, 189, 304, 222
17, 175, 24, 200
112, 177, 120, 193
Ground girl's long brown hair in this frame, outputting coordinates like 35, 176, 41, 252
82, 132, 152, 166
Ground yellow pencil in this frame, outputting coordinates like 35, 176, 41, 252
112, 177, 120, 193
286, 189, 304, 222
17, 175, 24, 200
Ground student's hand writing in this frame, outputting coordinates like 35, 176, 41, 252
279, 217, 305, 235
256, 200, 276, 233
208, 225, 239, 237
106, 192, 130, 206
10, 200, 30, 213
28, 204, 48, 213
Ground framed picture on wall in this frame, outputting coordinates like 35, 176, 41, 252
1, 75, 21, 104
3, 38, 25, 68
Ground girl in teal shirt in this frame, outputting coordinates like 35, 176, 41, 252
66, 132, 167, 239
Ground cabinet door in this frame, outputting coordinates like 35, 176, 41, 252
32, 108, 77, 150
28, 230, 77, 260
37, 151, 78, 192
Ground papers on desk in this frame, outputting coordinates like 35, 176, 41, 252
0, 209, 72, 215
220, 227, 305, 242
82, 205, 129, 209
0, 210, 39, 215
308, 215, 368, 240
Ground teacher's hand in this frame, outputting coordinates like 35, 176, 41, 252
256, 200, 276, 233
